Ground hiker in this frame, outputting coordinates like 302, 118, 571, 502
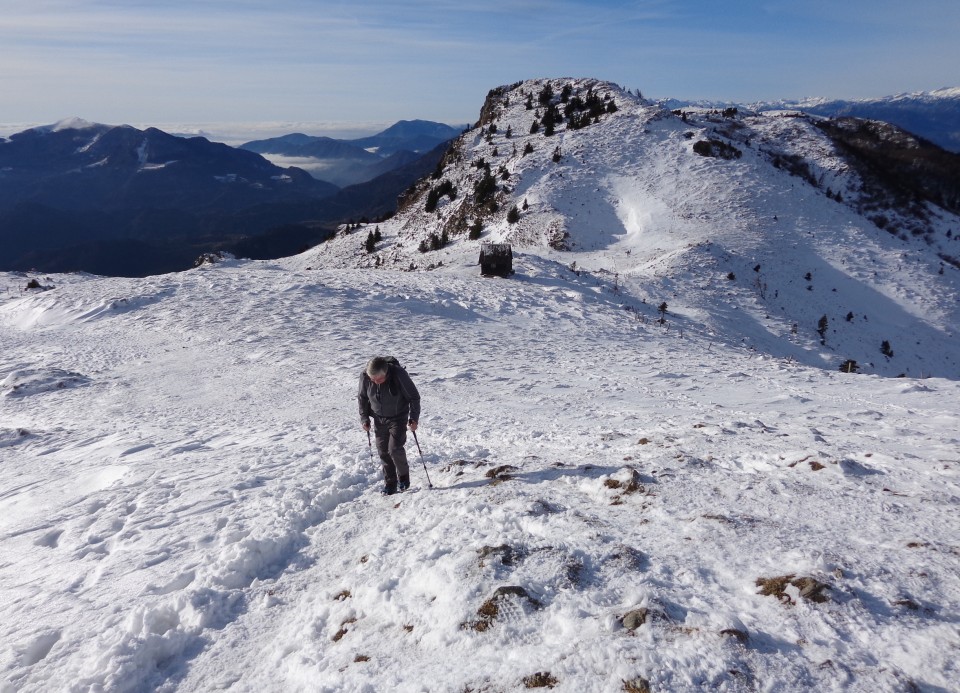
358, 356, 421, 494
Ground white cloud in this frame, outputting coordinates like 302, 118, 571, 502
0, 0, 957, 122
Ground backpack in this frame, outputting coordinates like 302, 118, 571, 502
380, 356, 406, 396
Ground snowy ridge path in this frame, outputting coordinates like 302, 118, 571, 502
2, 262, 959, 691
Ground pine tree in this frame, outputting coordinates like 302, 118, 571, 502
474, 168, 497, 204
538, 83, 554, 105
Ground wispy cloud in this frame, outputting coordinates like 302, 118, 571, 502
1, 0, 957, 123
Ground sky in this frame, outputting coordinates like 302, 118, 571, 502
1, 0, 958, 140
2, 57, 960, 691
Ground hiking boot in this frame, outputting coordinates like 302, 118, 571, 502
398, 479, 410, 492
383, 482, 397, 495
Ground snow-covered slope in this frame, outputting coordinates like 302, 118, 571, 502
301, 78, 960, 380
667, 87, 960, 153
2, 79, 959, 692
1, 260, 958, 692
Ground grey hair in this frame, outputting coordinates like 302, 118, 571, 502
366, 357, 389, 378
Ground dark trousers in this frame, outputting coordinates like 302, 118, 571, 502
374, 416, 409, 485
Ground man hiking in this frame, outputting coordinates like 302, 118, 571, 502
358, 356, 421, 495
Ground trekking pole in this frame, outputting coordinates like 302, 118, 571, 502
412, 430, 433, 489
366, 428, 374, 466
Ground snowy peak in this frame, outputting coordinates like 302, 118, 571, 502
303, 77, 960, 379
49, 116, 105, 133
667, 87, 960, 153
757, 88, 960, 153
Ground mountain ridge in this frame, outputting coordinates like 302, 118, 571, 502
665, 86, 960, 153
239, 119, 463, 187
299, 77, 960, 379
0, 121, 451, 276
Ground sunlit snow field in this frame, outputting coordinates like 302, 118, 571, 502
2, 258, 958, 692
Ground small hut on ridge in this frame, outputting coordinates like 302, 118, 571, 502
479, 243, 513, 277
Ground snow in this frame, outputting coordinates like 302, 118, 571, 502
136, 140, 149, 167
138, 161, 179, 172
2, 79, 960, 691
51, 117, 101, 133
2, 257, 958, 692
20, 117, 106, 136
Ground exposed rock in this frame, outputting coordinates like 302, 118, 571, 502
478, 544, 523, 567
622, 607, 649, 630
720, 628, 750, 644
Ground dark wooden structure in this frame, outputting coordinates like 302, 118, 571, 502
479, 243, 514, 277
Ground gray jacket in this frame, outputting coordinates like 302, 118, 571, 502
358, 365, 421, 423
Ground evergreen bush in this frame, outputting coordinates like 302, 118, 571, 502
538, 83, 554, 105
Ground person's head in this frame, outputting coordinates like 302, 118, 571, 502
366, 357, 389, 384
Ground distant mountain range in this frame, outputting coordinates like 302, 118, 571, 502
0, 119, 337, 212
665, 87, 960, 153
240, 120, 464, 187
0, 119, 454, 276
4, 93, 957, 281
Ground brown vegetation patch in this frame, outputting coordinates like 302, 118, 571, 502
332, 617, 357, 642
605, 469, 645, 504
464, 586, 543, 632
623, 677, 651, 692
757, 575, 831, 604
486, 464, 519, 481
478, 544, 524, 568
523, 672, 558, 688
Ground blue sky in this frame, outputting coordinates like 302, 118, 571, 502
1, 0, 957, 136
